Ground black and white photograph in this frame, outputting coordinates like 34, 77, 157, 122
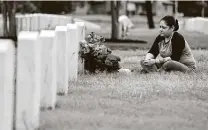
0, 0, 208, 130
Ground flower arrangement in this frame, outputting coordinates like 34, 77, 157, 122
79, 32, 121, 73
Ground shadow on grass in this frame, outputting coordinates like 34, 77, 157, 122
105, 38, 147, 44
106, 46, 142, 50
104, 38, 148, 50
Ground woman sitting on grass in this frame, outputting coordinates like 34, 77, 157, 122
140, 15, 196, 73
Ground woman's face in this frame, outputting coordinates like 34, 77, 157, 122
159, 20, 174, 37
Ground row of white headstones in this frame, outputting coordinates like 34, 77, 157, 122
0, 21, 85, 130
0, 14, 74, 36
16, 13, 73, 31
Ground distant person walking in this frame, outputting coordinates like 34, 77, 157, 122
118, 15, 134, 38
140, 15, 196, 73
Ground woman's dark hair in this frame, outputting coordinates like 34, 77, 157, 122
161, 15, 179, 31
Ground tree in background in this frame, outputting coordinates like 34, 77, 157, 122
1, 1, 76, 14
145, 1, 155, 29
1, 1, 17, 38
38, 1, 75, 14
178, 1, 208, 17
111, 1, 120, 40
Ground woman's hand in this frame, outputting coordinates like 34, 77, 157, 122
164, 57, 171, 62
143, 59, 156, 66
158, 57, 171, 63
154, 57, 171, 64
162, 57, 171, 63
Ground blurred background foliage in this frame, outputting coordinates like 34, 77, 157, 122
0, 1, 208, 17
178, 1, 208, 17
1, 1, 80, 14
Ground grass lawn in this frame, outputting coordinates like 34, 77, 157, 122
39, 15, 208, 130
39, 49, 208, 130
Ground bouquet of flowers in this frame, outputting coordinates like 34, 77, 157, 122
79, 32, 121, 73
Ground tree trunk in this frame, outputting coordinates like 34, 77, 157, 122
124, 1, 128, 16
8, 1, 17, 38
174, 0, 178, 18
111, 1, 119, 40
1, 1, 17, 39
172, 0, 175, 14
201, 0, 205, 17
145, 1, 155, 29
2, 1, 9, 37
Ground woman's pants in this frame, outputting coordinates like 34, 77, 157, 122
140, 60, 195, 73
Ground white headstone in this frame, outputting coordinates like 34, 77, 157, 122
28, 14, 33, 31
55, 26, 69, 95
59, 16, 72, 26
195, 17, 204, 33
67, 24, 79, 81
75, 22, 86, 43
49, 15, 59, 30
185, 18, 195, 32
22, 15, 27, 31
0, 40, 15, 130
73, 18, 101, 30
204, 19, 208, 35
24, 14, 31, 31
39, 30, 57, 109
191, 18, 196, 32
16, 31, 40, 130
31, 14, 39, 31
38, 14, 43, 30
46, 14, 53, 30
16, 15, 24, 34
75, 22, 86, 74
39, 14, 49, 30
